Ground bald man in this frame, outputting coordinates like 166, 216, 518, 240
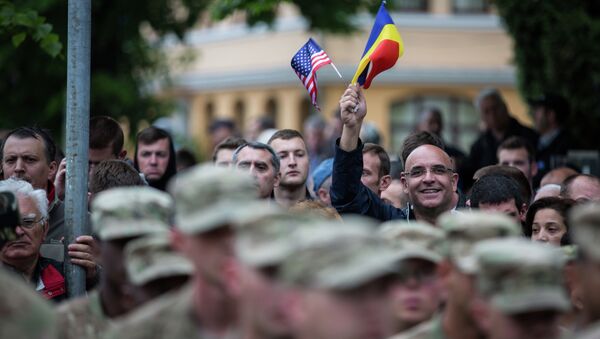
540, 167, 578, 187
331, 84, 457, 224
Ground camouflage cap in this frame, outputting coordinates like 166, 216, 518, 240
378, 221, 445, 263
438, 210, 521, 273
473, 238, 569, 314
235, 211, 321, 269
91, 186, 174, 241
237, 214, 376, 270
168, 164, 259, 234
569, 202, 600, 260
124, 233, 194, 286
280, 223, 400, 290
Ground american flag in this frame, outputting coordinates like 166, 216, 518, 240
291, 38, 332, 110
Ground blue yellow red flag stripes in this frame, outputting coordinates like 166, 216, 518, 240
351, 3, 404, 89
291, 38, 333, 110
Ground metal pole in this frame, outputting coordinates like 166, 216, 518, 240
65, 0, 91, 298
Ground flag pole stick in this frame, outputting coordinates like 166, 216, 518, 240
330, 62, 343, 79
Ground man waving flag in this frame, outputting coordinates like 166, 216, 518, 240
352, 2, 404, 89
291, 38, 338, 110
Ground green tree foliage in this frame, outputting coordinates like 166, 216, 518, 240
0, 0, 389, 142
494, 0, 600, 148
0, 0, 210, 140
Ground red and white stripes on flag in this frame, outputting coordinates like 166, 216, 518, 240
291, 38, 333, 110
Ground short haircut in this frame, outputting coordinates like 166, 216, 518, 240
524, 197, 575, 238
497, 136, 536, 162
233, 141, 280, 173
470, 174, 524, 210
560, 174, 600, 198
0, 178, 48, 219
90, 116, 124, 156
176, 148, 198, 169
401, 131, 446, 166
363, 143, 391, 178
212, 136, 247, 162
209, 119, 235, 133
136, 126, 171, 146
89, 160, 146, 195
267, 129, 305, 145
473, 165, 532, 205
1, 127, 56, 165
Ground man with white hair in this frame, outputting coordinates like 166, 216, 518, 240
0, 179, 95, 301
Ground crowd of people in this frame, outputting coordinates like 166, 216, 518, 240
1, 84, 600, 339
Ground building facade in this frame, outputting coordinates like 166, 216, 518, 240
163, 0, 530, 158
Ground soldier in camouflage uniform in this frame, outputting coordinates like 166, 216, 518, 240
470, 238, 569, 339
278, 217, 400, 339
391, 211, 521, 339
379, 221, 445, 334
567, 203, 600, 338
235, 211, 321, 339
123, 233, 194, 305
105, 164, 270, 339
56, 186, 173, 339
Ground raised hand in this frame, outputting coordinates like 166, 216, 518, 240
339, 84, 367, 130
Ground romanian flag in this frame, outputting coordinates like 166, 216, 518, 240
351, 3, 404, 89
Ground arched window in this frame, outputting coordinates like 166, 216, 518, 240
234, 99, 245, 131
389, 95, 479, 154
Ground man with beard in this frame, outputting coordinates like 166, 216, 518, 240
268, 130, 312, 207
133, 126, 177, 192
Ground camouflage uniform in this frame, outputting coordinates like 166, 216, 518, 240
105, 165, 266, 339
389, 211, 521, 339
124, 234, 194, 287
0, 269, 57, 339
569, 203, 600, 339
57, 186, 174, 339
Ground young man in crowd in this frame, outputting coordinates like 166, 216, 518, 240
133, 126, 177, 192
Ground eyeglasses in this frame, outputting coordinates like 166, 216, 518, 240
404, 165, 454, 178
19, 216, 45, 229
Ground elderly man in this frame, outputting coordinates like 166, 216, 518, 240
332, 85, 457, 224
393, 211, 521, 339
0, 179, 95, 301
56, 186, 174, 339
467, 88, 538, 174
234, 141, 281, 199
0, 191, 58, 339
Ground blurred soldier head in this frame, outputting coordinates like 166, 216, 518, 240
124, 233, 193, 305
471, 238, 568, 339
280, 219, 398, 339
92, 186, 173, 315
437, 211, 521, 328
570, 203, 600, 325
379, 221, 445, 333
